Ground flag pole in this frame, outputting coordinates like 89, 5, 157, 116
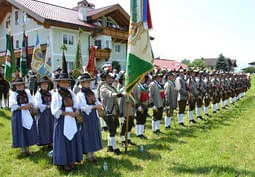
124, 95, 130, 154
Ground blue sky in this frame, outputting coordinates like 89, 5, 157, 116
44, 0, 255, 70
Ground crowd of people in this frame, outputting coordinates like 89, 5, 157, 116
1, 64, 251, 171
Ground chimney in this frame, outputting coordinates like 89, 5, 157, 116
78, 1, 88, 21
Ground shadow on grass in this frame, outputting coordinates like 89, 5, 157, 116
125, 147, 162, 160
0, 109, 11, 120
58, 156, 143, 177
169, 163, 255, 177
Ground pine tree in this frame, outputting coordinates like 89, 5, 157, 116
216, 54, 227, 71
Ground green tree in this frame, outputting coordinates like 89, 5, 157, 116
112, 61, 121, 72
242, 67, 255, 73
188, 58, 206, 69
181, 59, 191, 65
216, 54, 228, 71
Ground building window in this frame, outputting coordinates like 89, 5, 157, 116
95, 40, 102, 49
23, 12, 29, 23
63, 33, 74, 45
115, 44, 121, 53
15, 11, 19, 25
106, 40, 110, 49
6, 16, 11, 29
16, 40, 19, 49
67, 61, 74, 72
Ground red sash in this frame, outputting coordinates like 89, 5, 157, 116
160, 90, 165, 99
140, 91, 149, 102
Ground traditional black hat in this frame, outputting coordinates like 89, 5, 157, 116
39, 76, 51, 83
54, 73, 72, 81
79, 72, 95, 82
12, 78, 26, 85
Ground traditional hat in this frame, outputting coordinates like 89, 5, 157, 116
54, 73, 72, 81
12, 78, 26, 85
39, 76, 51, 83
78, 72, 95, 82
54, 66, 62, 72
167, 71, 175, 76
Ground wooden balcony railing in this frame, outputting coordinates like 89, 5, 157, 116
90, 48, 112, 61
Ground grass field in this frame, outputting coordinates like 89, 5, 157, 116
0, 80, 254, 177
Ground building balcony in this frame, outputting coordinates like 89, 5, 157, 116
101, 27, 128, 43
90, 48, 112, 61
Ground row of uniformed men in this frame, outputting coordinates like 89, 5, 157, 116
96, 67, 250, 155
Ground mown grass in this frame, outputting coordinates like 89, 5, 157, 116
0, 78, 254, 177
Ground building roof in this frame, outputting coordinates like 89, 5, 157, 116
154, 58, 187, 71
248, 61, 255, 65
4, 0, 129, 31
204, 58, 217, 67
204, 58, 237, 67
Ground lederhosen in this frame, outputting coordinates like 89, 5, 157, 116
196, 78, 204, 108
204, 78, 211, 107
120, 93, 135, 136
188, 78, 196, 111
153, 81, 164, 121
178, 77, 187, 114
166, 81, 176, 117
103, 86, 120, 137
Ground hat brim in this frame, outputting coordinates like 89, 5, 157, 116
79, 78, 95, 82
12, 81, 26, 85
54, 78, 72, 81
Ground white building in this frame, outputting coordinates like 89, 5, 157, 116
0, 0, 129, 72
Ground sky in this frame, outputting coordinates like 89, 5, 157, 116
42, 0, 255, 70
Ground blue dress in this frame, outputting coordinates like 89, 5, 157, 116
10, 90, 37, 148
81, 110, 103, 153
37, 108, 54, 146
51, 88, 83, 166
53, 116, 83, 165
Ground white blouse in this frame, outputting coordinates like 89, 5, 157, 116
76, 90, 101, 116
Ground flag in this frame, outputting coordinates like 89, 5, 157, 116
4, 34, 16, 82
62, 50, 67, 73
74, 39, 83, 72
20, 32, 29, 77
44, 39, 52, 78
31, 33, 44, 73
125, 0, 154, 94
85, 45, 97, 77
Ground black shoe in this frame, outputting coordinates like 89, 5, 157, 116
222, 107, 226, 110
156, 129, 161, 134
197, 116, 204, 121
128, 140, 136, 145
140, 135, 147, 139
217, 109, 220, 111
113, 148, 121, 155
213, 111, 216, 114
102, 127, 108, 131
205, 114, 211, 118
179, 122, 185, 127
165, 126, 171, 129
153, 131, 158, 134
137, 135, 142, 138
189, 119, 196, 124
107, 146, 114, 152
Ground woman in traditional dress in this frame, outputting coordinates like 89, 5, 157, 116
9, 78, 37, 156
51, 73, 83, 171
34, 76, 54, 149
77, 72, 103, 162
